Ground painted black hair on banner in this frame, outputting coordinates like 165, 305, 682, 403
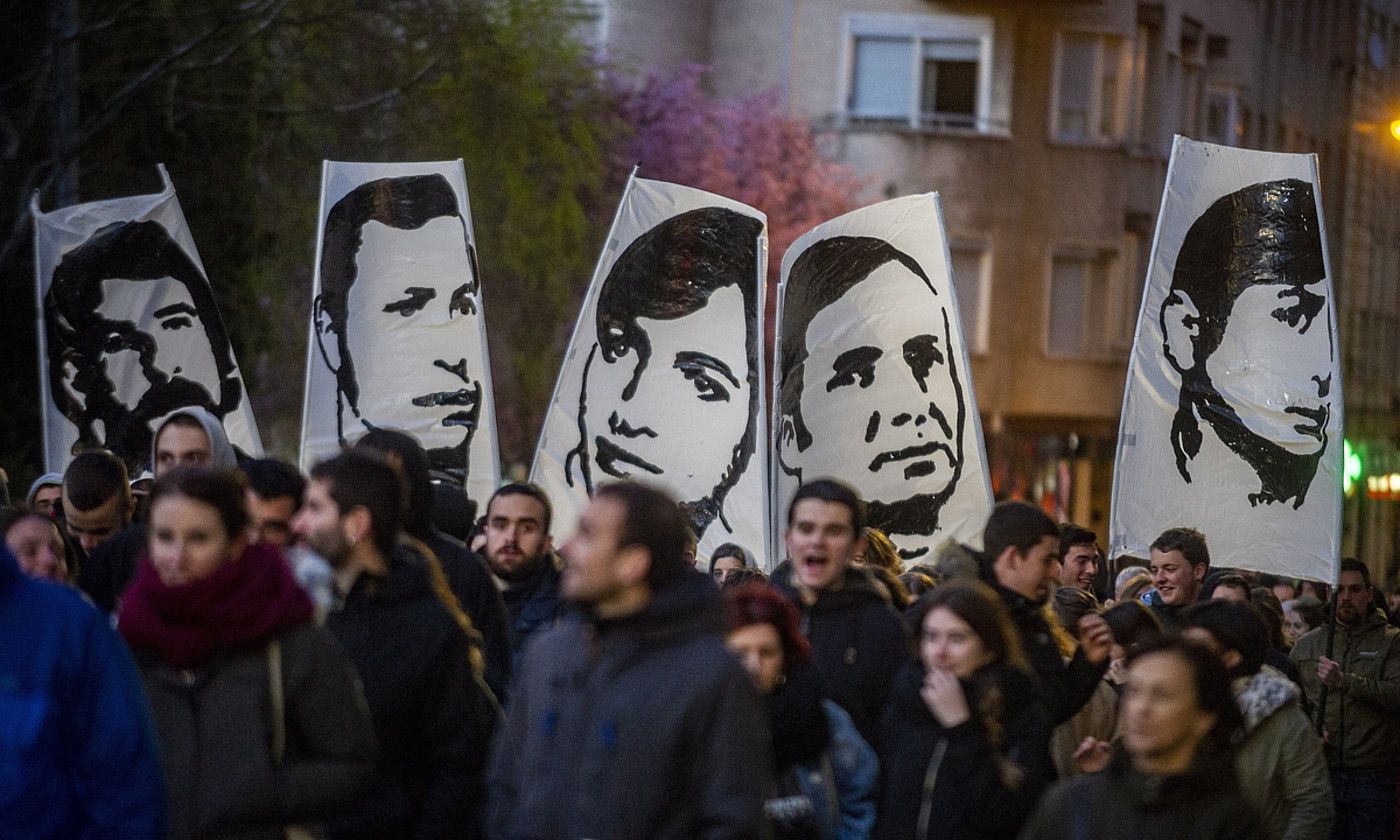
314, 173, 480, 448
570, 206, 763, 539
778, 235, 965, 549
1163, 178, 1328, 508
44, 220, 241, 474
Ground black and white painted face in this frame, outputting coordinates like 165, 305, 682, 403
1204, 281, 1332, 454
783, 261, 964, 518
343, 216, 483, 456
89, 275, 222, 416
1161, 177, 1333, 509
582, 283, 752, 505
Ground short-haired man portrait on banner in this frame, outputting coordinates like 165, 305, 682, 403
564, 206, 764, 545
313, 172, 488, 483
778, 234, 970, 561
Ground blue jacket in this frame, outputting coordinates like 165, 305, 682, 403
0, 544, 165, 838
792, 700, 878, 840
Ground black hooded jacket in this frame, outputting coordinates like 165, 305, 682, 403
422, 529, 512, 701
325, 544, 497, 840
1018, 747, 1269, 840
488, 569, 770, 840
875, 662, 1055, 840
989, 581, 1107, 725
773, 564, 909, 747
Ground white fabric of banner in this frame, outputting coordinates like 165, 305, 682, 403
299, 160, 501, 506
1110, 137, 1342, 584
529, 175, 772, 567
32, 165, 263, 474
772, 194, 993, 562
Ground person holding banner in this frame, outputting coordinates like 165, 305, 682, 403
1291, 559, 1400, 840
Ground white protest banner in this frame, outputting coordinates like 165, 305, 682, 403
530, 174, 771, 565
300, 160, 500, 506
33, 165, 263, 475
773, 194, 993, 562
1110, 137, 1341, 583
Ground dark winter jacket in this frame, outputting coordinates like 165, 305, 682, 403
327, 543, 498, 840
488, 569, 770, 840
1017, 748, 1269, 840
76, 520, 146, 613
118, 543, 377, 840
1231, 666, 1333, 840
0, 544, 165, 838
135, 623, 377, 840
1291, 608, 1400, 770
423, 529, 513, 701
763, 663, 878, 840
774, 564, 909, 746
498, 557, 566, 667
992, 581, 1108, 724
875, 662, 1055, 840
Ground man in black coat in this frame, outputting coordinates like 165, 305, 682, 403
774, 479, 908, 747
980, 501, 1112, 725
488, 481, 769, 840
354, 429, 513, 701
295, 450, 496, 840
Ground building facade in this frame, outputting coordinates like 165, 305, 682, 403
597, 0, 1400, 581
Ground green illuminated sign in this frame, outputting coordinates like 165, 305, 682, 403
1345, 439, 1362, 496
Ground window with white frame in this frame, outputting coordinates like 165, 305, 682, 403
846, 14, 997, 132
1047, 248, 1117, 358
1202, 87, 1242, 145
1053, 31, 1130, 144
948, 242, 991, 354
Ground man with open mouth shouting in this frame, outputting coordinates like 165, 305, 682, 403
771, 479, 908, 747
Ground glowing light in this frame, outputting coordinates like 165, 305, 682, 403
1344, 439, 1362, 496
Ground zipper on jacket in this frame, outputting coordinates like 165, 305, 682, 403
916, 738, 949, 839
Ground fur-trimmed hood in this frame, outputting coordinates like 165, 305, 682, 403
1233, 665, 1298, 735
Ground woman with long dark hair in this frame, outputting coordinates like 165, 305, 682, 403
725, 583, 878, 840
118, 467, 376, 839
874, 580, 1054, 840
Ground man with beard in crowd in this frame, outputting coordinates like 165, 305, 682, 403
293, 450, 495, 840
981, 501, 1112, 725
480, 482, 564, 665
1292, 558, 1400, 840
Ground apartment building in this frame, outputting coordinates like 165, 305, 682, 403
595, 0, 1400, 578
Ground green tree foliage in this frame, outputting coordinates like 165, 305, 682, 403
0, 0, 618, 485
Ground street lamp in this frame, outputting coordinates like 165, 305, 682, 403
1391, 119, 1400, 142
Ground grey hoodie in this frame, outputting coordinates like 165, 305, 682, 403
149, 406, 237, 471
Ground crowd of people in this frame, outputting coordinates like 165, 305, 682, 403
3, 403, 1400, 840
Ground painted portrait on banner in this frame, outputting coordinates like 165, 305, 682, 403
531, 175, 770, 564
33, 165, 263, 475
773, 194, 992, 561
300, 160, 500, 506
1110, 137, 1341, 583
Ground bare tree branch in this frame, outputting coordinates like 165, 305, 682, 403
177, 57, 439, 115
